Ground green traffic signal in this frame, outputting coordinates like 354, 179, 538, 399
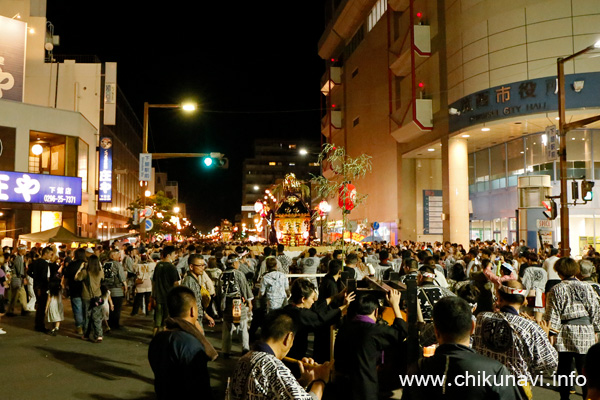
201, 155, 229, 169
582, 180, 595, 202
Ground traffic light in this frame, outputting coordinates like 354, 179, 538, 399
201, 152, 229, 169
572, 181, 579, 201
542, 199, 557, 220
582, 180, 595, 202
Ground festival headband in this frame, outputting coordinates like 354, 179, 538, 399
420, 271, 436, 279
498, 284, 527, 296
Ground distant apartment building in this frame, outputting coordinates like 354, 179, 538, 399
241, 139, 321, 206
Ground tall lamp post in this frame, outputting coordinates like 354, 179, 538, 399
140, 102, 197, 241
557, 40, 600, 257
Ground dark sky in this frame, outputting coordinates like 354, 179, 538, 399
46, 1, 326, 232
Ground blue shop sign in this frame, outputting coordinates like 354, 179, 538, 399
98, 137, 113, 203
449, 72, 600, 132
0, 171, 82, 205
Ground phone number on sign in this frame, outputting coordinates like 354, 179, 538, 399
43, 195, 78, 204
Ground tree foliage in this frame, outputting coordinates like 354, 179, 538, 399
311, 143, 372, 251
127, 190, 180, 235
312, 143, 372, 212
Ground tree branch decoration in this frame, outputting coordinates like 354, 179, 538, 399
311, 143, 372, 251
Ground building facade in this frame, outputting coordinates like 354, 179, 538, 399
319, 0, 600, 255
0, 0, 142, 241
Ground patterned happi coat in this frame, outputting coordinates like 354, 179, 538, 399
545, 279, 600, 354
231, 350, 315, 400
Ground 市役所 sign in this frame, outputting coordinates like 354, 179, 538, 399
0, 171, 82, 205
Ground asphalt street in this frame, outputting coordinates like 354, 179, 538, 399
0, 301, 238, 400
0, 301, 579, 400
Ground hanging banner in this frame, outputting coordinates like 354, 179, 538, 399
103, 62, 117, 125
0, 170, 81, 205
99, 137, 113, 203
0, 15, 27, 101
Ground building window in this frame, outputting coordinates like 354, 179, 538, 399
289, 163, 296, 166
475, 149, 490, 192
345, 25, 365, 59
490, 143, 507, 190
288, 144, 297, 149
367, 0, 386, 32
353, 117, 360, 127
269, 162, 277, 166
29, 156, 40, 173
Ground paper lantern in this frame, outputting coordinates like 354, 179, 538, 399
338, 183, 357, 212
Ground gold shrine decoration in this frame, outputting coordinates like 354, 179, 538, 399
283, 173, 301, 193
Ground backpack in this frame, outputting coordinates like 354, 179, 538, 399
220, 270, 241, 312
102, 262, 118, 288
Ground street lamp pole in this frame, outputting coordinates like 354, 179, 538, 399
140, 102, 196, 241
557, 41, 600, 257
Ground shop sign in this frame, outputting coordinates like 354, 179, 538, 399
0, 170, 81, 205
539, 231, 553, 246
536, 219, 553, 229
99, 137, 113, 203
449, 72, 600, 132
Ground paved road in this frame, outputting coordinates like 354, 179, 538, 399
0, 302, 580, 400
0, 301, 238, 400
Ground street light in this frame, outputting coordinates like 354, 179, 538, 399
557, 40, 600, 256
299, 148, 308, 156
181, 103, 197, 112
173, 206, 180, 213
318, 200, 331, 244
140, 101, 197, 241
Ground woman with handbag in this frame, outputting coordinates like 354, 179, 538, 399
75, 255, 104, 343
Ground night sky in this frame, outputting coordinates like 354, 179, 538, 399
46, 1, 326, 232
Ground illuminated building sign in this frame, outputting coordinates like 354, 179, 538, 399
0, 171, 81, 205
449, 72, 600, 132
99, 137, 113, 203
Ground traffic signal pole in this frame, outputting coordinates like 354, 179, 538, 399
557, 47, 600, 257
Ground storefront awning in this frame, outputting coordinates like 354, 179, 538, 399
18, 226, 99, 244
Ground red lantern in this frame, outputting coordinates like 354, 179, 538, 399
338, 183, 357, 212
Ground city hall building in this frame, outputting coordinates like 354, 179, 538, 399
319, 0, 600, 255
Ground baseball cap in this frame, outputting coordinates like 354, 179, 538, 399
85, 247, 94, 254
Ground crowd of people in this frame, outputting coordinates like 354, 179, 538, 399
1, 238, 600, 400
